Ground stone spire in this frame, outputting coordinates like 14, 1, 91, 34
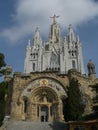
33, 27, 42, 46
24, 40, 32, 73
64, 24, 85, 74
68, 24, 76, 42
27, 40, 31, 50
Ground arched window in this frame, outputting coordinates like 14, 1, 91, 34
33, 53, 35, 59
52, 68, 54, 71
72, 60, 76, 69
37, 106, 39, 117
24, 99, 28, 113
50, 106, 52, 116
55, 67, 57, 71
49, 68, 51, 71
33, 63, 35, 71
72, 51, 74, 56
58, 67, 60, 71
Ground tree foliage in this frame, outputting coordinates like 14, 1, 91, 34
0, 52, 6, 76
63, 78, 85, 121
90, 84, 98, 119
0, 81, 10, 126
84, 84, 98, 120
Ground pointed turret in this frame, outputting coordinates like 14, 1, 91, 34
64, 24, 85, 74
33, 27, 42, 47
68, 24, 76, 43
29, 27, 43, 72
24, 40, 32, 73
27, 40, 31, 50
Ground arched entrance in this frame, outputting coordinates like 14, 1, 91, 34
41, 105, 48, 122
29, 86, 63, 122
20, 78, 67, 122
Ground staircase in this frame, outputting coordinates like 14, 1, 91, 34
6, 121, 68, 130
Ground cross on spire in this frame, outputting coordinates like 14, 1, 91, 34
50, 14, 60, 23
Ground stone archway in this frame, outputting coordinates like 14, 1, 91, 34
30, 86, 62, 122
19, 78, 67, 122
41, 105, 48, 122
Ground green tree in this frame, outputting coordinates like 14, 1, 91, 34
0, 52, 6, 76
63, 78, 85, 121
91, 84, 98, 119
84, 84, 98, 120
0, 81, 10, 126
0, 52, 11, 126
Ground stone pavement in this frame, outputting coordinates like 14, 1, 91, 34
6, 121, 68, 130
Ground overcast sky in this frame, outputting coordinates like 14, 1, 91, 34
0, 0, 98, 77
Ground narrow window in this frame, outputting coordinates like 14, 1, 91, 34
37, 106, 39, 117
72, 60, 76, 69
33, 53, 35, 59
24, 99, 28, 113
33, 63, 35, 71
72, 51, 74, 56
50, 106, 52, 116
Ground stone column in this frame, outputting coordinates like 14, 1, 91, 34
35, 104, 38, 120
39, 105, 41, 121
21, 101, 26, 120
28, 103, 32, 120
58, 100, 64, 121
48, 105, 50, 121
59, 100, 64, 121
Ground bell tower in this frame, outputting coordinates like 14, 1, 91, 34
24, 27, 43, 73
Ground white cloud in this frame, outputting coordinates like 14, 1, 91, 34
1, 0, 98, 43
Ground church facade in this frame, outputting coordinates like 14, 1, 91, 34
4, 16, 98, 123
24, 15, 84, 74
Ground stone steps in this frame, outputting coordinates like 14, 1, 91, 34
6, 121, 68, 130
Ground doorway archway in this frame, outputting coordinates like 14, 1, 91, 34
41, 105, 48, 122
30, 86, 63, 122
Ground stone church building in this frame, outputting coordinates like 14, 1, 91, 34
4, 15, 98, 123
